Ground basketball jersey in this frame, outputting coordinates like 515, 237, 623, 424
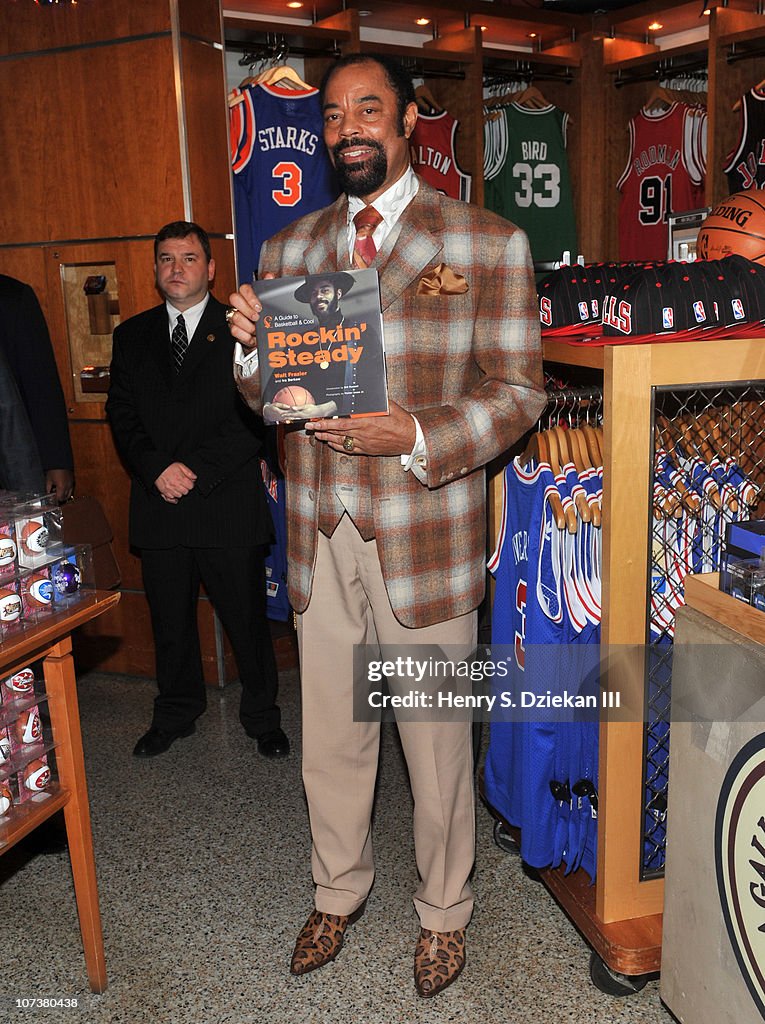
410, 109, 471, 201
230, 82, 338, 283
484, 103, 577, 263
617, 103, 704, 261
260, 452, 290, 622
486, 459, 564, 861
724, 88, 765, 192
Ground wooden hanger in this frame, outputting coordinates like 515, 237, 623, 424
519, 432, 566, 530
580, 424, 602, 468
543, 429, 578, 533
256, 64, 312, 91
643, 86, 674, 114
553, 427, 591, 524
415, 84, 443, 115
515, 85, 551, 110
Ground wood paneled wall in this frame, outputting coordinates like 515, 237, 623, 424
0, 0, 243, 682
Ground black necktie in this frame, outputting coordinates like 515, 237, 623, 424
171, 313, 188, 373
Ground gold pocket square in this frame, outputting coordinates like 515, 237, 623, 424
417, 263, 469, 296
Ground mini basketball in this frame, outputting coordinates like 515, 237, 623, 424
0, 532, 16, 567
23, 573, 53, 608
4, 667, 34, 694
272, 385, 315, 408
697, 191, 765, 264
14, 706, 41, 747
0, 781, 12, 816
20, 519, 48, 556
0, 588, 21, 622
22, 758, 50, 793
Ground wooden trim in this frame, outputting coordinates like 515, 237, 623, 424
685, 572, 765, 646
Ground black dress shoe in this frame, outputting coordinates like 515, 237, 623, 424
255, 728, 290, 759
133, 723, 195, 758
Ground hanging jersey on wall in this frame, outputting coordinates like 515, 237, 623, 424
410, 109, 471, 201
484, 103, 577, 264
230, 82, 338, 283
723, 88, 765, 192
616, 103, 704, 261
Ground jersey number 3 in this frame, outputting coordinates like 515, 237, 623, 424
271, 161, 302, 207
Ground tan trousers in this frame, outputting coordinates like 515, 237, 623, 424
297, 514, 477, 932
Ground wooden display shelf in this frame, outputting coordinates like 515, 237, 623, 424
523, 337, 765, 978
0, 781, 69, 852
0, 590, 120, 994
684, 572, 765, 646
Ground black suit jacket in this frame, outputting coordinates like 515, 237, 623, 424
106, 295, 272, 550
0, 274, 74, 473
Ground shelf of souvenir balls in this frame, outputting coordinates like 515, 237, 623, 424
0, 664, 61, 848
0, 488, 96, 643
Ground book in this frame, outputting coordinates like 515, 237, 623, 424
254, 268, 388, 424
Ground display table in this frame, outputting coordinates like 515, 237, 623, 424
0, 591, 120, 993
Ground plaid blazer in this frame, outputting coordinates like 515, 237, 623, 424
237, 178, 545, 627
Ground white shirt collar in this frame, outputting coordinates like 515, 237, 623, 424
347, 166, 419, 231
165, 293, 209, 342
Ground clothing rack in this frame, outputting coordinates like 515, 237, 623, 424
613, 57, 709, 88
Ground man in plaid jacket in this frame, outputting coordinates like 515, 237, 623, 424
228, 52, 545, 998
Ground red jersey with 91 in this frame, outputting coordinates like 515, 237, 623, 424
617, 103, 703, 261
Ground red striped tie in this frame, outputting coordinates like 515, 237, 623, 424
353, 205, 383, 268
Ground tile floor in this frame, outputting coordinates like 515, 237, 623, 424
2, 670, 677, 1024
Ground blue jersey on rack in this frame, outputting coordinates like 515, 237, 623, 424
486, 458, 568, 870
230, 82, 338, 283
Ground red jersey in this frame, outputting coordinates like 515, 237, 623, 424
617, 103, 704, 261
410, 109, 471, 202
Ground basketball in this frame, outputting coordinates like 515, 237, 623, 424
697, 191, 765, 264
272, 385, 315, 408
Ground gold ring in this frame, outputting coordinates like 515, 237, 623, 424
342, 435, 355, 453
225, 306, 237, 324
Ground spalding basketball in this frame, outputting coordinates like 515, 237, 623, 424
271, 385, 315, 408
697, 191, 765, 264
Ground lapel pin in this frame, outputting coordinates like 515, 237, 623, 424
206, 333, 215, 342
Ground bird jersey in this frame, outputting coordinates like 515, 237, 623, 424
409, 109, 471, 201
617, 103, 704, 261
724, 88, 765, 192
484, 103, 577, 264
230, 82, 338, 283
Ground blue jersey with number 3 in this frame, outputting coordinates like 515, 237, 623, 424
230, 82, 338, 283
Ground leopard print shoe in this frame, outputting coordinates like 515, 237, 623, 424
290, 911, 353, 976
414, 927, 466, 998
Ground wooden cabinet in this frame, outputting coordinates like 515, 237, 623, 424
0, 593, 120, 992
530, 336, 765, 977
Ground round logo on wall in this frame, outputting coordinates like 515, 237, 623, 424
715, 732, 765, 1019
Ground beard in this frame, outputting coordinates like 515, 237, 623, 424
332, 137, 388, 197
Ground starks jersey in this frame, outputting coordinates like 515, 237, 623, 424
230, 82, 338, 283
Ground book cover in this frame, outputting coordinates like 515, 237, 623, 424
255, 268, 388, 424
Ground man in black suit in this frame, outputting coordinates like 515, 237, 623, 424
0, 274, 74, 501
106, 221, 288, 759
